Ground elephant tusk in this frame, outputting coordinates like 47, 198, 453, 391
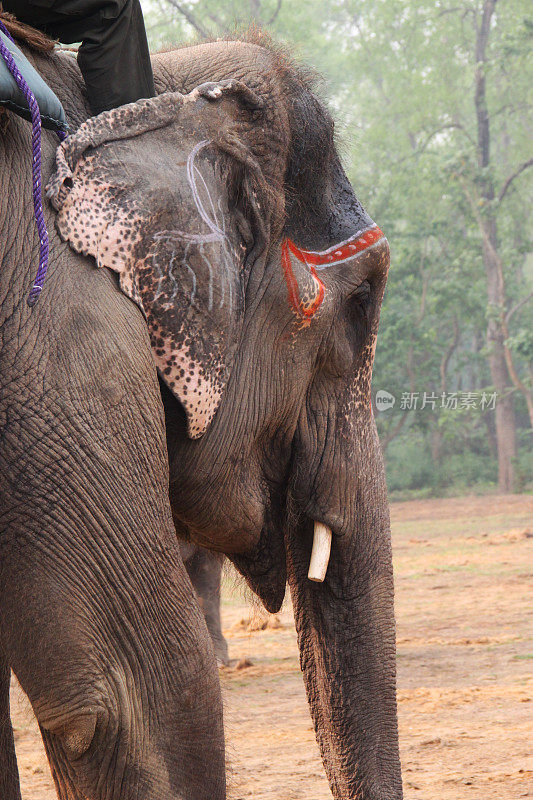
308, 522, 332, 582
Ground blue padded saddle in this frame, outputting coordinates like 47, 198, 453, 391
0, 28, 68, 133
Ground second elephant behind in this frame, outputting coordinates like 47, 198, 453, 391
180, 543, 229, 666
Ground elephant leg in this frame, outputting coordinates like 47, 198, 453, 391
0, 461, 226, 800
185, 548, 229, 666
0, 288, 226, 799
0, 652, 21, 800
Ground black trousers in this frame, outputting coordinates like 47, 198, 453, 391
2, 0, 155, 114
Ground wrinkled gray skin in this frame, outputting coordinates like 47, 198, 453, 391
1, 49, 226, 800
180, 545, 228, 666
0, 35, 402, 800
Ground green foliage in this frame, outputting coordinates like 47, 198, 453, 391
385, 432, 434, 493
507, 329, 533, 361
515, 427, 533, 491
140, 0, 532, 494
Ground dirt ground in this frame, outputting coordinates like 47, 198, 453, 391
10, 494, 533, 799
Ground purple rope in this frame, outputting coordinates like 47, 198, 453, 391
0, 20, 66, 306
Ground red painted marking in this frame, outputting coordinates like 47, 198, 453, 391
282, 226, 384, 319
281, 240, 325, 319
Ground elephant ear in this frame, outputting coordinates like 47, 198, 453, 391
47, 90, 270, 438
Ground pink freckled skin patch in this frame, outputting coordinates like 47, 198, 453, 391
46, 95, 246, 441
149, 323, 221, 439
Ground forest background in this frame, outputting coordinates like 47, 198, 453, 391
141, 0, 532, 497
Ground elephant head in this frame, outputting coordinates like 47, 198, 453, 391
47, 40, 402, 800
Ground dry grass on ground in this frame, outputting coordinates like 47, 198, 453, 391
10, 494, 533, 799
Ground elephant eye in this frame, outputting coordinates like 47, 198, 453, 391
349, 279, 371, 304
320, 279, 373, 378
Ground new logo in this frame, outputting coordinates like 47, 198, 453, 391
375, 390, 396, 411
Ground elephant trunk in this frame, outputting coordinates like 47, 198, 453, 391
285, 422, 403, 800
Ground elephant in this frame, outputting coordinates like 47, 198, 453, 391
180, 544, 228, 666
0, 18, 402, 800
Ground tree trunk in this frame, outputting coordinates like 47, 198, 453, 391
483, 223, 517, 490
474, 0, 517, 491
